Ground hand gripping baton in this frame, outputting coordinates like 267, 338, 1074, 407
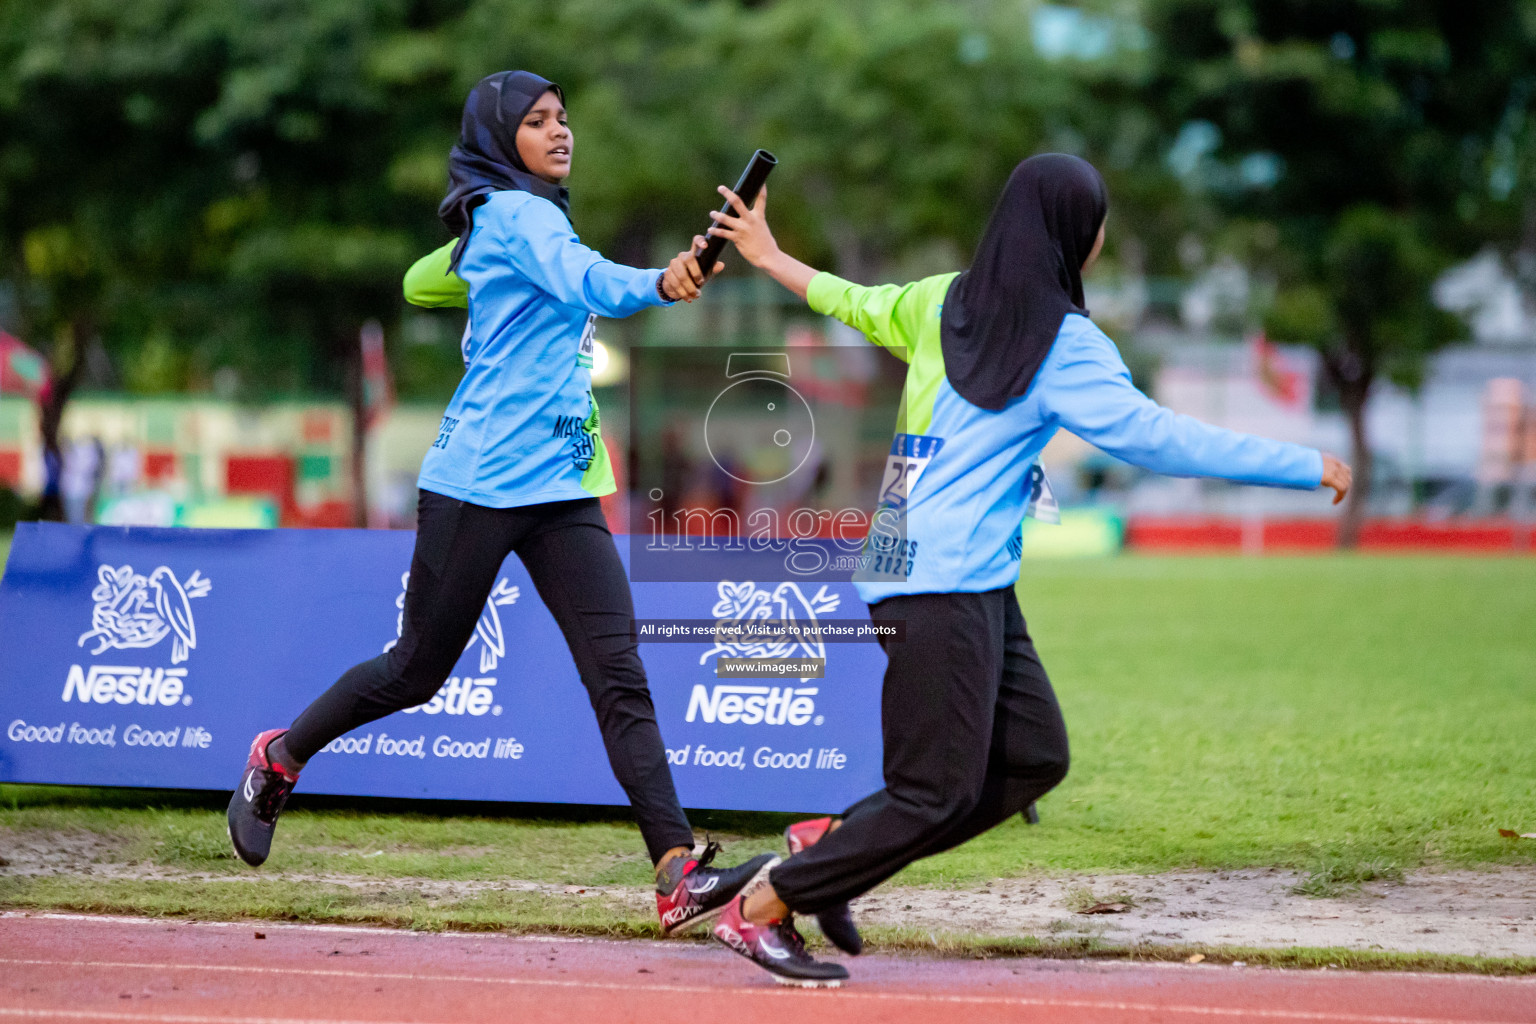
695, 149, 777, 279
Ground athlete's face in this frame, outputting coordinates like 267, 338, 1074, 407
1083, 220, 1106, 271
516, 90, 572, 183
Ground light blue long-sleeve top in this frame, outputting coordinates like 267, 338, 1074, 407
804, 272, 1325, 603
405, 190, 670, 507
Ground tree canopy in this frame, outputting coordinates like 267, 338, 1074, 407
1142, 0, 1536, 540
0, 1, 1151, 400
1, 0, 1532, 533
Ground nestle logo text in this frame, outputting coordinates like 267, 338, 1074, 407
685, 684, 818, 725
61, 665, 188, 707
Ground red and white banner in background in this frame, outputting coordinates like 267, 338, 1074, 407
1476, 378, 1535, 486
1249, 331, 1306, 410
0, 330, 52, 403
360, 319, 394, 432
1153, 334, 1316, 447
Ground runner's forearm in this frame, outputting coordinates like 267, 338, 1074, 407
759, 249, 819, 302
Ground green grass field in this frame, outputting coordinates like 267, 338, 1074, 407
3, 554, 1534, 934
934, 555, 1536, 882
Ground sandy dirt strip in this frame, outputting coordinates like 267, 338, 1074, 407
3, 827, 1534, 959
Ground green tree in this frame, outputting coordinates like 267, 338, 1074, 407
1144, 0, 1536, 543
0, 0, 1152, 477
0, 0, 748, 411
713, 0, 1156, 281
0, 0, 453, 520
0, 0, 445, 393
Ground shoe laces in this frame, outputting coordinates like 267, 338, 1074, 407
693, 836, 723, 870
771, 916, 809, 958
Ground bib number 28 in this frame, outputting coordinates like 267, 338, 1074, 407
878, 433, 944, 510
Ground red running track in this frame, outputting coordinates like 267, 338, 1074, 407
2, 913, 1533, 1024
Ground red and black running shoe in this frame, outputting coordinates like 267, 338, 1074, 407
785, 817, 863, 955
712, 894, 849, 988
227, 729, 300, 867
657, 841, 777, 936
785, 816, 834, 854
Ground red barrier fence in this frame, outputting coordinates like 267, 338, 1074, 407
1124, 517, 1533, 553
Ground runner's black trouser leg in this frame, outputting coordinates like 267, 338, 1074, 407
282, 491, 695, 864
283, 490, 509, 761
768, 588, 1069, 914
876, 594, 1068, 861
514, 500, 695, 863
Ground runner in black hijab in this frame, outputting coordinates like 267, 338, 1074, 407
439, 70, 572, 269
701, 150, 1350, 990
939, 153, 1108, 411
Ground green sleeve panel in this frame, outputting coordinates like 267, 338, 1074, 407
579, 390, 618, 498
403, 241, 470, 308
807, 271, 957, 437
808, 272, 924, 363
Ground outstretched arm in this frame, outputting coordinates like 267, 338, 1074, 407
706, 185, 818, 300
708, 184, 930, 361
502, 199, 715, 316
408, 205, 720, 315
1044, 324, 1351, 503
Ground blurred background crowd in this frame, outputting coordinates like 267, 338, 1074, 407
1, 0, 1534, 554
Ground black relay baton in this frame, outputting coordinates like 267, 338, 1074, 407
695, 149, 777, 279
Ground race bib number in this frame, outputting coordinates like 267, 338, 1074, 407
1025, 463, 1060, 524
878, 433, 944, 510
577, 314, 596, 369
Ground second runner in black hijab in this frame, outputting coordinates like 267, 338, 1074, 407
701, 154, 1352, 986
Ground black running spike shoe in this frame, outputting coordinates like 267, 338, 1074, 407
227, 728, 300, 867
656, 841, 778, 936
712, 894, 849, 988
785, 817, 863, 955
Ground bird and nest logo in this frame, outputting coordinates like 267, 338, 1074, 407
385, 572, 521, 718
684, 581, 840, 728
698, 581, 840, 672
62, 564, 213, 708
383, 572, 520, 674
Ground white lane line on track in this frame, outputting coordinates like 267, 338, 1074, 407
0, 958, 1523, 1024
2, 1012, 387, 1024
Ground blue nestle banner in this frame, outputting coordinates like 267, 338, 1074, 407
0, 523, 886, 812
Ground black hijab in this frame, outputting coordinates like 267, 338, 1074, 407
438, 70, 572, 270
939, 154, 1108, 411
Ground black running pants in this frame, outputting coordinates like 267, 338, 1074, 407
768, 586, 1070, 913
283, 490, 696, 864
